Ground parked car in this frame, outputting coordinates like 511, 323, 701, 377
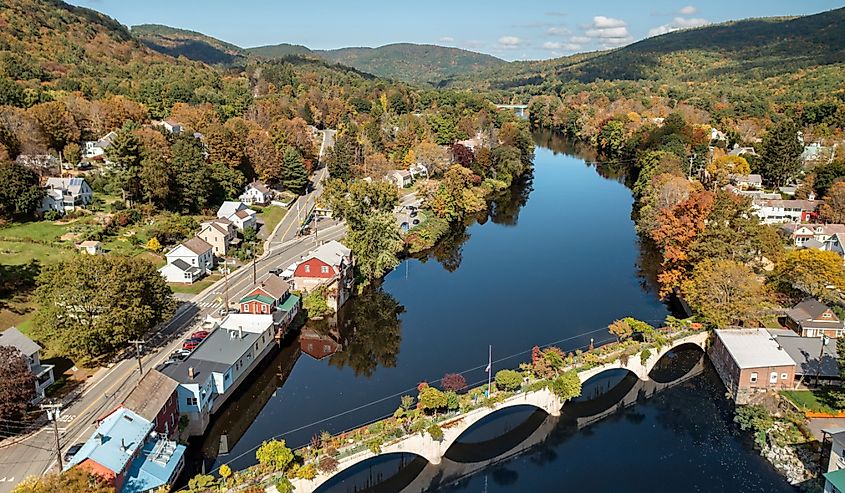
64, 443, 84, 463
268, 267, 284, 276
410, 210, 418, 218
412, 219, 420, 225
171, 349, 191, 360
191, 330, 210, 340
182, 339, 202, 351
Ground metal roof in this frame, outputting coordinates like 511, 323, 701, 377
714, 328, 797, 369
768, 329, 840, 377
122, 370, 179, 423
0, 327, 41, 356
65, 408, 152, 475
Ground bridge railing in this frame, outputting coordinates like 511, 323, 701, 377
222, 326, 707, 490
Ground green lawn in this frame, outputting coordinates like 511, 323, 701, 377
256, 205, 287, 236
169, 274, 222, 295
781, 388, 843, 414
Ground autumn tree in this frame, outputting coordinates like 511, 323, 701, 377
429, 165, 485, 222
759, 119, 802, 186
441, 373, 467, 392
705, 155, 750, 188
319, 179, 398, 229
255, 439, 294, 472
681, 259, 769, 328
12, 468, 113, 493
414, 141, 449, 176
820, 182, 845, 224
773, 249, 845, 302
0, 346, 35, 421
27, 101, 80, 152
608, 319, 633, 342
598, 119, 625, 158
450, 143, 474, 169
62, 142, 81, 165
0, 161, 43, 218
32, 255, 175, 364
418, 386, 447, 414
649, 191, 715, 296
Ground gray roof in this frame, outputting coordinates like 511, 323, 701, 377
171, 259, 199, 273
786, 298, 842, 330
768, 329, 840, 378
161, 358, 231, 384
805, 238, 825, 249
162, 328, 262, 384
0, 327, 41, 356
123, 370, 179, 422
714, 328, 796, 369
45, 177, 88, 196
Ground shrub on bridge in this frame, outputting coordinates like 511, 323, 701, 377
531, 346, 566, 378
418, 386, 448, 415
427, 423, 445, 442
318, 455, 339, 474
256, 439, 295, 473
296, 463, 317, 480
495, 369, 522, 391
445, 390, 460, 410
548, 370, 581, 401
640, 348, 652, 366
441, 372, 468, 392
275, 477, 294, 493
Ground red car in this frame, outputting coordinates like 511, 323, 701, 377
191, 330, 210, 340
182, 339, 201, 351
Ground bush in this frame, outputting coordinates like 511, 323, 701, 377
418, 386, 447, 414
427, 423, 444, 441
441, 373, 467, 392
318, 455, 338, 473
445, 391, 459, 410
495, 369, 522, 391
303, 286, 333, 318
43, 210, 61, 221
640, 348, 652, 366
548, 371, 581, 401
275, 477, 294, 493
255, 439, 294, 472
296, 462, 317, 480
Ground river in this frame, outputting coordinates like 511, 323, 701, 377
186, 133, 795, 492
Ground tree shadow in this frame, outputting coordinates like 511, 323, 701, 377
0, 260, 41, 313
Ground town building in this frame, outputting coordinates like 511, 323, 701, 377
293, 240, 354, 311
158, 119, 182, 135
825, 469, 845, 493
158, 237, 214, 284
785, 298, 845, 338
161, 313, 277, 436
0, 327, 55, 404
122, 370, 180, 440
769, 329, 839, 384
15, 154, 59, 176
728, 174, 763, 190
782, 223, 845, 252
239, 181, 273, 205
387, 170, 413, 189
751, 196, 821, 225
39, 177, 93, 214
216, 201, 257, 231
196, 219, 237, 257
77, 240, 103, 255
239, 275, 301, 335
83, 131, 117, 159
709, 328, 797, 403
65, 406, 185, 493
728, 145, 758, 158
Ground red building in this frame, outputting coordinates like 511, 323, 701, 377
123, 369, 180, 438
300, 327, 341, 360
293, 240, 354, 311
240, 276, 291, 314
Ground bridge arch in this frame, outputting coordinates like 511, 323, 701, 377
444, 405, 549, 463
648, 342, 705, 384
313, 452, 428, 493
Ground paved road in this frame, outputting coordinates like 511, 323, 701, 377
0, 130, 341, 492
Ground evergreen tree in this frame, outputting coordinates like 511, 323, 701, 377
0, 162, 43, 218
760, 119, 803, 186
326, 134, 355, 182
106, 128, 143, 203
280, 147, 308, 194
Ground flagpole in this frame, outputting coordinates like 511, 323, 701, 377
486, 344, 492, 398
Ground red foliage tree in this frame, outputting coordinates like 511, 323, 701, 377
0, 346, 35, 421
441, 373, 467, 392
450, 143, 474, 168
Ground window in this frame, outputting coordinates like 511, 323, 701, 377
824, 312, 832, 318
321, 266, 329, 274
781, 373, 788, 380
769, 372, 778, 384
243, 304, 249, 313
304, 265, 310, 273
750, 372, 758, 383
187, 397, 197, 406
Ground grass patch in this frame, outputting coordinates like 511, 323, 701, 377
255, 205, 287, 236
168, 274, 222, 295
780, 388, 843, 414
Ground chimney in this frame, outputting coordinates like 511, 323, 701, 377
238, 325, 243, 339
188, 367, 195, 379
120, 438, 126, 452
96, 433, 104, 445
809, 192, 816, 201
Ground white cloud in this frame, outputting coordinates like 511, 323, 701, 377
591, 16, 627, 29
678, 5, 698, 15
647, 16, 709, 37
543, 41, 582, 52
439, 36, 454, 43
497, 36, 525, 49
585, 26, 630, 38
569, 36, 592, 44
547, 26, 571, 36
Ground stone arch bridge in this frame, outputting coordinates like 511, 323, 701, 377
285, 331, 708, 493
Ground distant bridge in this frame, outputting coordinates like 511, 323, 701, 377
495, 104, 529, 117
282, 331, 708, 493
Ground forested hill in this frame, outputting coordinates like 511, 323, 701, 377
448, 7, 845, 99
131, 24, 248, 66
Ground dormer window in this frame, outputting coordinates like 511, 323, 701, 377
824, 313, 832, 318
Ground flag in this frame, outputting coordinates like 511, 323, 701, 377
485, 362, 491, 373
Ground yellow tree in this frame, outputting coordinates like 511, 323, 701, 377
705, 155, 750, 188
820, 182, 845, 224
146, 237, 162, 253
403, 149, 416, 168
773, 249, 845, 302
681, 258, 770, 328
608, 319, 632, 341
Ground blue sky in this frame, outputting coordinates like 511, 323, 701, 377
70, 1, 842, 61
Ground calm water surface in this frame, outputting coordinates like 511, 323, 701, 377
187, 134, 795, 492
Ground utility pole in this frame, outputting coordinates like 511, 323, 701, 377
129, 340, 145, 377
42, 403, 63, 471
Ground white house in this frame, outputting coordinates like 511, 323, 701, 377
76, 240, 103, 255
159, 119, 182, 134
752, 196, 820, 225
728, 145, 758, 158
159, 237, 214, 284
83, 131, 117, 159
728, 174, 763, 190
239, 181, 273, 205
39, 177, 93, 214
0, 327, 55, 403
387, 170, 413, 189
216, 201, 257, 231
